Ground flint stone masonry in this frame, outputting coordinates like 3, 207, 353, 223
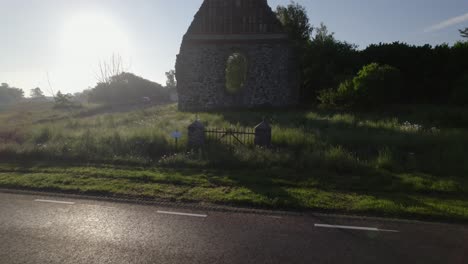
176, 0, 299, 111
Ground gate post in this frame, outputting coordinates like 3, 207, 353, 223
188, 120, 205, 148
254, 120, 271, 147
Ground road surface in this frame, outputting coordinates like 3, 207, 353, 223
0, 191, 466, 264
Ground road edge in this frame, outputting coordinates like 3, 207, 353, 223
1, 187, 466, 227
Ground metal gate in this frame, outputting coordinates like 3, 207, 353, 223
204, 127, 255, 146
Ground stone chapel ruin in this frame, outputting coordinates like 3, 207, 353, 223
176, 0, 299, 111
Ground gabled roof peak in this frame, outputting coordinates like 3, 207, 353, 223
186, 0, 285, 35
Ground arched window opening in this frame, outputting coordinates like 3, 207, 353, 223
225, 53, 248, 94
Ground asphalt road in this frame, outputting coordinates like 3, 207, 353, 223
0, 192, 466, 264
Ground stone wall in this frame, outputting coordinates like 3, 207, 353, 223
176, 0, 300, 111
176, 40, 299, 111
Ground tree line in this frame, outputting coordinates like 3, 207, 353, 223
87, 72, 174, 105
76, 54, 177, 106
0, 71, 177, 108
276, 2, 468, 107
0, 83, 24, 104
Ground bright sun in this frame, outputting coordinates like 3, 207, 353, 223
60, 13, 130, 61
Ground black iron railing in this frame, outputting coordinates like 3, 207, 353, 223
204, 127, 255, 146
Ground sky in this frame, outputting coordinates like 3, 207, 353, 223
0, 0, 467, 96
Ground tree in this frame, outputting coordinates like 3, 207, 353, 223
275, 2, 313, 103
460, 28, 468, 38
73, 89, 92, 104
274, 3, 468, 106
54, 91, 74, 109
165, 70, 177, 89
312, 23, 335, 44
0, 83, 24, 104
358, 41, 468, 104
89, 72, 170, 105
303, 23, 359, 104
275, 2, 313, 46
319, 63, 402, 108
165, 70, 178, 101
30, 87, 45, 98
95, 54, 128, 84
351, 63, 402, 107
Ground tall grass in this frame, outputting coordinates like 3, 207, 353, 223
1, 102, 468, 178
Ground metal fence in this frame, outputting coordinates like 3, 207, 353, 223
204, 127, 255, 146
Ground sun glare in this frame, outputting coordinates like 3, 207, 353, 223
60, 13, 130, 61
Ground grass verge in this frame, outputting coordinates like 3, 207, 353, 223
1, 102, 468, 222
0, 163, 466, 223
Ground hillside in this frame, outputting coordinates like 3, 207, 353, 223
0, 102, 467, 221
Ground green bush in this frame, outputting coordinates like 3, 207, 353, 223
319, 63, 402, 108
54, 91, 79, 109
318, 79, 355, 107
352, 63, 402, 107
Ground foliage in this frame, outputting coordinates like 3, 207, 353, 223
54, 91, 76, 109
0, 83, 24, 104
275, 2, 468, 106
313, 41, 468, 107
165, 70, 178, 101
275, 2, 313, 48
275, 2, 314, 101
275, 3, 359, 104
89, 72, 170, 105
30, 87, 45, 98
96, 53, 126, 84
450, 73, 468, 106
460, 28, 468, 38
359, 43, 430, 103
317, 80, 353, 107
303, 24, 359, 103
351, 63, 402, 107
275, 4, 359, 105
319, 63, 402, 108
225, 53, 248, 94
73, 89, 92, 103
165, 70, 177, 89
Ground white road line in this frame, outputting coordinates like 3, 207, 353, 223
34, 199, 75, 205
315, 224, 399, 233
157, 210, 207, 218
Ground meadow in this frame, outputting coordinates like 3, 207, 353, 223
0, 101, 467, 221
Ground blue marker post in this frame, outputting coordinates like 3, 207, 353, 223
171, 130, 182, 151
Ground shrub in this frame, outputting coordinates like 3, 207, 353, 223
352, 63, 402, 107
54, 91, 77, 109
319, 63, 402, 108
318, 89, 339, 107
318, 80, 354, 107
